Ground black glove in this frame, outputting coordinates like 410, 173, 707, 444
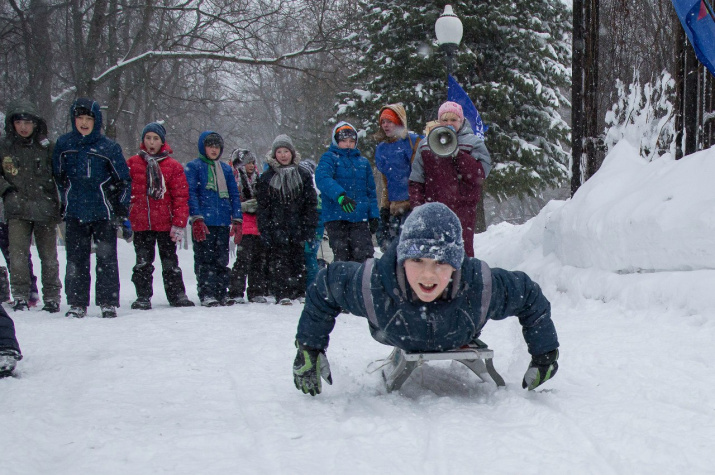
522, 349, 559, 390
379, 207, 390, 223
369, 218, 379, 234
293, 341, 332, 396
337, 193, 357, 213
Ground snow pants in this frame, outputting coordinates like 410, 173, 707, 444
7, 219, 61, 303
64, 218, 120, 308
132, 230, 188, 304
266, 240, 305, 302
0, 221, 38, 299
229, 234, 269, 300
325, 220, 374, 263
193, 225, 230, 302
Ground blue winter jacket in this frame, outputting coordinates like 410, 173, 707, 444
52, 98, 131, 223
296, 242, 559, 357
185, 131, 242, 226
375, 132, 421, 202
316, 124, 379, 223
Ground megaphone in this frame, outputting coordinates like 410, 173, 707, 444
427, 126, 458, 157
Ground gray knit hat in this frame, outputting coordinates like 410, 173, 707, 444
271, 134, 296, 160
396, 203, 465, 269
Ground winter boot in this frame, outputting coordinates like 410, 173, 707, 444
12, 299, 29, 312
170, 296, 195, 307
221, 296, 236, 306
65, 306, 87, 318
42, 301, 60, 313
0, 348, 22, 378
131, 298, 152, 310
277, 298, 293, 306
100, 306, 118, 318
201, 297, 220, 307
28, 291, 40, 308
249, 296, 268, 304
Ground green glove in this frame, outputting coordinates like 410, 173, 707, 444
337, 193, 357, 213
293, 342, 333, 396
522, 349, 559, 390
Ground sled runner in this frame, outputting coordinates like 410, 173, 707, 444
381, 340, 506, 392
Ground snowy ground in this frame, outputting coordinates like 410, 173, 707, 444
3, 142, 715, 474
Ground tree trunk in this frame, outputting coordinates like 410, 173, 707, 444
571, 0, 584, 196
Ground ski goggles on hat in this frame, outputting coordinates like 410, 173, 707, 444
334, 125, 357, 142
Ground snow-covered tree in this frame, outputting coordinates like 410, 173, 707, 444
337, 0, 572, 200
604, 71, 676, 161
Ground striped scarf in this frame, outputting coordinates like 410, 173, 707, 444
139, 149, 169, 200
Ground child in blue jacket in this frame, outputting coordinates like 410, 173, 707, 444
293, 202, 560, 396
374, 103, 422, 251
52, 98, 131, 319
185, 131, 242, 307
315, 122, 379, 263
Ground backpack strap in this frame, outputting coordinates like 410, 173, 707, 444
361, 258, 378, 327
478, 260, 492, 329
408, 133, 422, 164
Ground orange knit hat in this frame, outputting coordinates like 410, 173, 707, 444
380, 108, 402, 126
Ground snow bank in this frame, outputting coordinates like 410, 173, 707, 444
542, 142, 715, 272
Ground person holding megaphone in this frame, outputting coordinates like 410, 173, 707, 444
409, 101, 492, 257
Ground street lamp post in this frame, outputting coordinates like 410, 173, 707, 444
435, 5, 463, 77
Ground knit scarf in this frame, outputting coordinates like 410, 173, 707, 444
200, 155, 228, 199
139, 149, 170, 200
267, 157, 303, 203
237, 167, 258, 201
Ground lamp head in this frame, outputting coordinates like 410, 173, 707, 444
435, 5, 463, 47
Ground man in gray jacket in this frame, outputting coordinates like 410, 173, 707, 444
0, 100, 62, 312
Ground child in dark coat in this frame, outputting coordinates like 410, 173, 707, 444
52, 97, 131, 319
185, 131, 243, 307
315, 122, 379, 263
256, 135, 318, 305
229, 149, 269, 304
127, 122, 194, 309
293, 202, 559, 396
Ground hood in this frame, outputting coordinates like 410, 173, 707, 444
331, 121, 359, 148
4, 99, 49, 144
457, 117, 474, 137
374, 103, 409, 142
197, 130, 224, 159
69, 97, 103, 142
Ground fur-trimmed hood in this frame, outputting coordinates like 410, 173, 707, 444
374, 103, 409, 143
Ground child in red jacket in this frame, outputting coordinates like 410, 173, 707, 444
127, 122, 194, 309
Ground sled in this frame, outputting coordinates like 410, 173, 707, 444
381, 340, 506, 393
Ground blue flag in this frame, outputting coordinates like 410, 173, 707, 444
447, 74, 486, 140
672, 0, 715, 77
